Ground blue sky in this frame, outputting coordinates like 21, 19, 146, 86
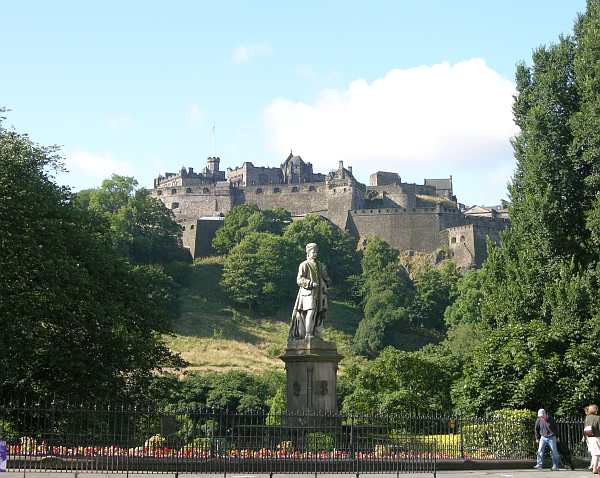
1, 1, 587, 205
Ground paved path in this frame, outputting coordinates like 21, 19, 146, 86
1, 470, 596, 478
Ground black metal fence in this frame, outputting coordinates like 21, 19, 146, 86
0, 400, 589, 475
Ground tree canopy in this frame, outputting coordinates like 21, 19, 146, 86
452, 0, 600, 415
0, 117, 183, 401
75, 175, 185, 265
212, 204, 291, 254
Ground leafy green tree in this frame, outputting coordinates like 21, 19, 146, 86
282, 214, 359, 293
0, 119, 183, 401
220, 232, 296, 312
75, 175, 185, 265
360, 236, 399, 276
409, 261, 459, 330
175, 370, 284, 412
456, 2, 600, 415
443, 268, 485, 328
352, 237, 415, 357
212, 204, 291, 254
352, 292, 411, 358
342, 348, 452, 415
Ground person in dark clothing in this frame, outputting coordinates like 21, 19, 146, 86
534, 408, 560, 470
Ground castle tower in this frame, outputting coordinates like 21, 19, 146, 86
207, 156, 220, 174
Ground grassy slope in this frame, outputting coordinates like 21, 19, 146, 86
165, 257, 365, 374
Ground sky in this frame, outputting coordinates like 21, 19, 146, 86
1, 0, 588, 205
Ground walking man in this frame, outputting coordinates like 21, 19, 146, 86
534, 408, 560, 471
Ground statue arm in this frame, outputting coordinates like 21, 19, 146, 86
297, 263, 312, 289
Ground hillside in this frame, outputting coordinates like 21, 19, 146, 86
164, 257, 366, 374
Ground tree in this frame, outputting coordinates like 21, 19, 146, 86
352, 237, 416, 357
282, 214, 359, 293
456, 1, 600, 415
342, 348, 452, 415
75, 175, 185, 265
408, 261, 459, 330
0, 119, 183, 401
443, 268, 485, 328
352, 292, 411, 358
212, 204, 291, 254
220, 232, 296, 312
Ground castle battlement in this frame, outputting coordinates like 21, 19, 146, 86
152, 153, 508, 269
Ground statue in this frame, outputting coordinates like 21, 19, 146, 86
289, 243, 330, 340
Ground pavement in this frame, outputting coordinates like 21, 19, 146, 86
1, 470, 597, 478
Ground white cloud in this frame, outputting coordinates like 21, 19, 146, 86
187, 104, 204, 125
65, 150, 132, 177
264, 59, 518, 204
232, 42, 273, 64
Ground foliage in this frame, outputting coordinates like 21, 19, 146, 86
0, 119, 183, 401
341, 348, 452, 415
220, 232, 297, 312
212, 204, 291, 254
443, 269, 485, 328
455, 1, 600, 415
283, 214, 359, 293
353, 237, 454, 357
175, 370, 284, 413
488, 409, 536, 458
306, 432, 335, 452
266, 387, 286, 425
408, 261, 459, 330
352, 292, 411, 357
76, 175, 186, 265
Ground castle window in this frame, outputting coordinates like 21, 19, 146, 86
451, 237, 457, 244
256, 188, 263, 194
186, 188, 192, 193
171, 202, 179, 209
171, 188, 177, 195
156, 190, 162, 196
273, 187, 281, 193
291, 186, 299, 192
203, 187, 210, 193
190, 224, 195, 230
460, 235, 465, 242
182, 225, 186, 231
343, 187, 347, 192
308, 185, 316, 191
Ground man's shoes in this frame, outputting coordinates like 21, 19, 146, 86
533, 464, 542, 469
551, 465, 559, 471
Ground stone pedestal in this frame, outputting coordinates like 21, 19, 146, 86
280, 336, 342, 412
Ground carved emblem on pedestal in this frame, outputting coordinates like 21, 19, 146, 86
319, 380, 328, 395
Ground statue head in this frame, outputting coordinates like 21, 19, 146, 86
306, 242, 318, 260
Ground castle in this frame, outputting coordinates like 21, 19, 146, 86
151, 153, 509, 269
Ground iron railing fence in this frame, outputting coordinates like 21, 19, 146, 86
0, 399, 590, 474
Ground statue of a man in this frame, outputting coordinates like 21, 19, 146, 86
289, 243, 330, 340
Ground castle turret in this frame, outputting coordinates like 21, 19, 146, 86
207, 156, 220, 174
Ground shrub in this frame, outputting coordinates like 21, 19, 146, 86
306, 432, 335, 452
0, 420, 17, 443
489, 409, 536, 458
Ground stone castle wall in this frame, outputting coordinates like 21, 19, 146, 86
152, 155, 508, 266
239, 182, 329, 216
